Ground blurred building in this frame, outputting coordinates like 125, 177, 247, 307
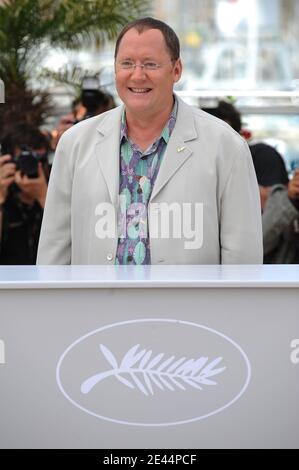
152, 0, 299, 173
153, 0, 299, 92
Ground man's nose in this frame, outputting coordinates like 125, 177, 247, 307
131, 65, 146, 78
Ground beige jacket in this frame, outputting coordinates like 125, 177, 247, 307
37, 96, 263, 265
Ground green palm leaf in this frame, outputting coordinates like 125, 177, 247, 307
0, 0, 150, 134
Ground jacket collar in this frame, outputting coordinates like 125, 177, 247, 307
95, 95, 197, 141
95, 95, 198, 204
150, 96, 198, 201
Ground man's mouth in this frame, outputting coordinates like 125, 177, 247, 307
128, 88, 152, 93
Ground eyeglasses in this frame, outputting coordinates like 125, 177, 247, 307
117, 60, 172, 71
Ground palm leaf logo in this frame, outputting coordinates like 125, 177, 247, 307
81, 344, 226, 396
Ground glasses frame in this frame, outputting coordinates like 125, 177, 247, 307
116, 59, 177, 72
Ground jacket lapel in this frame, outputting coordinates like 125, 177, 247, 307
94, 98, 198, 204
150, 97, 198, 201
95, 106, 123, 206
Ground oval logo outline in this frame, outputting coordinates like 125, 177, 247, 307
56, 318, 251, 427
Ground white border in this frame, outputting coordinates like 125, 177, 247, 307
0, 79, 4, 103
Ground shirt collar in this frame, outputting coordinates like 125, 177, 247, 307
120, 95, 178, 147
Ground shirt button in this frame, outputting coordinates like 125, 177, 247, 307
107, 253, 114, 261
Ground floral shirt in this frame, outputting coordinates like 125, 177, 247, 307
115, 98, 178, 265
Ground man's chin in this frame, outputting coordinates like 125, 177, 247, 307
125, 98, 155, 114
127, 93, 153, 106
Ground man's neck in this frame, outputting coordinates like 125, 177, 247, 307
125, 99, 174, 151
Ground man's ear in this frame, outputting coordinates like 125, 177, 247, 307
173, 58, 183, 83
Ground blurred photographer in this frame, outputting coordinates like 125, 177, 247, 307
52, 77, 116, 148
80, 77, 115, 119
0, 123, 49, 264
262, 170, 299, 263
202, 101, 299, 263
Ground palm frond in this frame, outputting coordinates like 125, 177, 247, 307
80, 344, 226, 396
0, 0, 150, 128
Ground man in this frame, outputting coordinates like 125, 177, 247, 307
37, 17, 262, 265
262, 170, 299, 264
0, 123, 49, 264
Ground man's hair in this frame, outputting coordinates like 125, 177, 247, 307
114, 17, 180, 62
201, 101, 242, 133
1, 123, 50, 155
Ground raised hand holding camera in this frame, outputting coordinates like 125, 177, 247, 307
0, 154, 16, 204
14, 162, 48, 208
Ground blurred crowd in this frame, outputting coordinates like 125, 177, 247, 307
0, 82, 115, 264
0, 94, 298, 265
202, 101, 299, 264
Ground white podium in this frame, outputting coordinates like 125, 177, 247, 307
0, 265, 298, 449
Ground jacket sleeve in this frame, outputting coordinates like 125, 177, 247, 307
36, 132, 73, 264
220, 140, 263, 264
262, 185, 299, 255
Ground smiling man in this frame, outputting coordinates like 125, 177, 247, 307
37, 17, 263, 265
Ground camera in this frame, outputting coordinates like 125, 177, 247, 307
81, 76, 109, 120
16, 146, 47, 178
1, 144, 47, 178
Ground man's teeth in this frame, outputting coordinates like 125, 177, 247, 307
130, 88, 151, 93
